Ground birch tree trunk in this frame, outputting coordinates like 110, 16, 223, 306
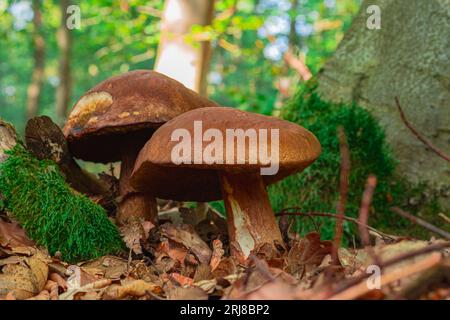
155, 0, 215, 95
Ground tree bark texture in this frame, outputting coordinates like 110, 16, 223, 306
316, 0, 450, 208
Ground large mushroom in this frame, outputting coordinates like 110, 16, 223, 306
63, 70, 217, 223
130, 107, 321, 261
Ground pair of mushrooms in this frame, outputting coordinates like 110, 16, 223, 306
63, 70, 321, 261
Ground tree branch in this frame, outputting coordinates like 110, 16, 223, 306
395, 97, 450, 163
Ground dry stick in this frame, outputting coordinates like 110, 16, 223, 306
358, 175, 383, 267
276, 210, 395, 241
358, 176, 377, 246
438, 213, 450, 224
329, 252, 442, 300
391, 207, 450, 240
326, 241, 450, 298
395, 97, 450, 163
357, 175, 401, 298
332, 126, 350, 264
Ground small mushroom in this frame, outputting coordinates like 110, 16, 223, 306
63, 70, 217, 223
130, 107, 321, 261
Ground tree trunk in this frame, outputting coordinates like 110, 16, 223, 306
0, 120, 17, 163
26, 0, 45, 120
316, 0, 450, 209
155, 0, 215, 95
55, 0, 72, 125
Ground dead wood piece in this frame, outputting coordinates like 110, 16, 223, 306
25, 116, 110, 196
0, 119, 17, 163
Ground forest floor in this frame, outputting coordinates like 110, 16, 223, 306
0, 204, 449, 300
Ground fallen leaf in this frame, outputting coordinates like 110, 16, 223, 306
105, 279, 158, 300
170, 273, 194, 286
120, 217, 155, 254
44, 280, 59, 300
194, 279, 217, 294
160, 223, 212, 265
210, 239, 224, 272
80, 255, 128, 280
49, 273, 67, 291
0, 254, 49, 299
211, 257, 237, 279
0, 220, 35, 248
66, 265, 97, 290
167, 286, 208, 300
243, 280, 296, 300
286, 232, 333, 278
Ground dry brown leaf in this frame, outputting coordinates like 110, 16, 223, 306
120, 217, 155, 255
49, 273, 67, 291
211, 257, 237, 279
26, 290, 50, 300
225, 259, 274, 299
66, 265, 98, 290
105, 279, 158, 300
170, 273, 194, 286
44, 280, 59, 300
210, 239, 224, 272
157, 240, 189, 265
193, 263, 212, 282
0, 253, 49, 299
60, 278, 112, 300
80, 256, 128, 280
167, 286, 208, 300
286, 232, 333, 278
0, 220, 35, 248
243, 280, 296, 300
194, 279, 217, 294
338, 247, 369, 273
160, 223, 212, 265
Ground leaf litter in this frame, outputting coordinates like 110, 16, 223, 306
0, 206, 449, 300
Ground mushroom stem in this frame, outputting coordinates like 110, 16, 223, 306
219, 171, 284, 262
118, 147, 158, 224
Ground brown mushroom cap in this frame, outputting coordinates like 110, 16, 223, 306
63, 70, 217, 163
130, 107, 321, 201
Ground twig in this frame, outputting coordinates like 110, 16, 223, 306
276, 210, 395, 241
333, 126, 350, 264
391, 207, 450, 240
438, 213, 450, 224
283, 50, 313, 81
328, 241, 450, 297
395, 97, 450, 163
329, 252, 442, 300
358, 175, 383, 269
358, 175, 377, 246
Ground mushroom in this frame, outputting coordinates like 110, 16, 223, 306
130, 107, 321, 261
63, 70, 217, 223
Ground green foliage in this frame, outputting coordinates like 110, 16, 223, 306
0, 0, 360, 131
0, 144, 124, 262
269, 79, 404, 241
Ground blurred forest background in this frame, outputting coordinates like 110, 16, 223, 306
0, 0, 359, 132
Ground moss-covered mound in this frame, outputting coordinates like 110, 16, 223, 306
0, 144, 123, 262
269, 79, 411, 240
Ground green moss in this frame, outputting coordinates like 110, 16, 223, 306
269, 79, 442, 242
0, 144, 124, 263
